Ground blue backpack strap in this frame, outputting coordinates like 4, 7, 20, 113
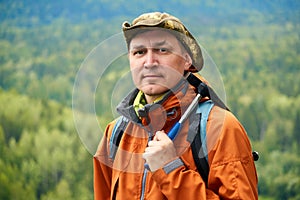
190, 100, 214, 185
109, 116, 129, 159
197, 100, 214, 161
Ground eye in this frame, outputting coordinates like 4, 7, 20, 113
159, 48, 168, 53
132, 49, 146, 56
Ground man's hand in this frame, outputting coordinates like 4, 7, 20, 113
142, 131, 177, 172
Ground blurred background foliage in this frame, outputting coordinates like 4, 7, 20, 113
0, 0, 299, 199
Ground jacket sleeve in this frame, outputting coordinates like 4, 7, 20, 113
151, 107, 258, 200
151, 160, 220, 200
93, 123, 115, 200
93, 155, 111, 200
206, 107, 258, 199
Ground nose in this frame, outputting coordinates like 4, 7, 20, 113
144, 50, 158, 68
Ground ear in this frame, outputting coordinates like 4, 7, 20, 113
183, 53, 193, 71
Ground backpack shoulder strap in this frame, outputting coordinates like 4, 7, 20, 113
197, 100, 214, 160
190, 100, 214, 185
109, 116, 129, 159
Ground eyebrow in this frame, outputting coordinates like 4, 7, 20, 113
153, 40, 169, 47
130, 40, 173, 51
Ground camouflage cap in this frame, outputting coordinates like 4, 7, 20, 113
122, 12, 203, 72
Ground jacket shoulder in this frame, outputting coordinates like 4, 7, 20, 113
207, 106, 253, 164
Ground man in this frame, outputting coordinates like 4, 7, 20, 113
93, 12, 258, 199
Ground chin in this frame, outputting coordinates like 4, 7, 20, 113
141, 85, 169, 96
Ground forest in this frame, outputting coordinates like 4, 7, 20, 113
0, 0, 299, 199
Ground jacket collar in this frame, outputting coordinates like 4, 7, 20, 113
116, 78, 197, 131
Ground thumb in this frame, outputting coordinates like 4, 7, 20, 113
153, 130, 168, 141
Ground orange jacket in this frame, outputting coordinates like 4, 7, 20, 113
94, 80, 258, 200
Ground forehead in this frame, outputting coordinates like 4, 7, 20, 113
129, 29, 180, 48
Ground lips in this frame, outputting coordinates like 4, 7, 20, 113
143, 73, 163, 79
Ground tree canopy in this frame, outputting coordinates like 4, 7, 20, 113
0, 0, 299, 199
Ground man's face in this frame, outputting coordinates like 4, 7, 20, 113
129, 30, 191, 102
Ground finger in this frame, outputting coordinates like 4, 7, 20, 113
142, 152, 150, 160
142, 151, 151, 157
148, 139, 164, 147
153, 130, 169, 141
144, 146, 156, 152
153, 130, 166, 141
142, 150, 157, 160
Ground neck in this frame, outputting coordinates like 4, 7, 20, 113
144, 94, 164, 104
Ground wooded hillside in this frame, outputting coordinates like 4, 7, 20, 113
0, 0, 299, 199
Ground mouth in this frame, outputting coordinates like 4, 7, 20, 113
143, 74, 163, 79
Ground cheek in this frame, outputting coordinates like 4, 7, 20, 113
129, 58, 142, 71
165, 65, 184, 79
129, 66, 141, 85
165, 73, 181, 87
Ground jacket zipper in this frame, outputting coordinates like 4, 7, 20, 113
140, 130, 153, 200
139, 109, 177, 199
140, 168, 148, 200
